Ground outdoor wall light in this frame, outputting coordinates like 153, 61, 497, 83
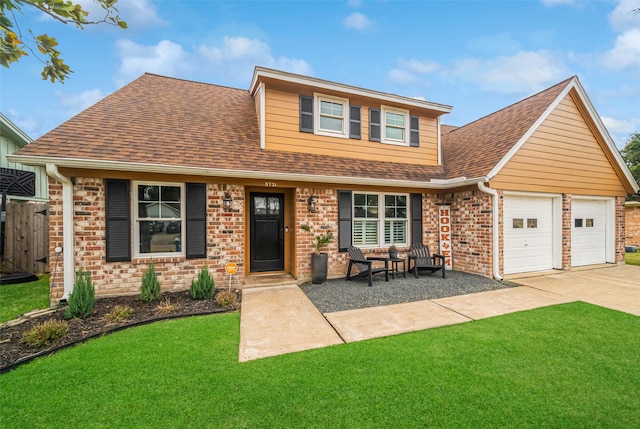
307, 195, 317, 213
224, 192, 232, 211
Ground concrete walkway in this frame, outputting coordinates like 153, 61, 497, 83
239, 265, 640, 361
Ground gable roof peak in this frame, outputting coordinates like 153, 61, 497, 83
442, 76, 576, 179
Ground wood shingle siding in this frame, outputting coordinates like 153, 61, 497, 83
263, 88, 439, 166
490, 93, 627, 196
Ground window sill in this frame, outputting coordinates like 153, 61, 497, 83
132, 255, 186, 265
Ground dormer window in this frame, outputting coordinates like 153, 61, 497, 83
315, 94, 349, 138
382, 106, 409, 145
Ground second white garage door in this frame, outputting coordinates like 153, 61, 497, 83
504, 195, 555, 275
572, 199, 608, 267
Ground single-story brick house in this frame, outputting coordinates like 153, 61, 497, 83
8, 67, 639, 304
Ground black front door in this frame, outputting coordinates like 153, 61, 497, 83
250, 193, 284, 272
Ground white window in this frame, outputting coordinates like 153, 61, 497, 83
382, 106, 409, 145
353, 193, 408, 247
134, 182, 185, 257
315, 94, 349, 138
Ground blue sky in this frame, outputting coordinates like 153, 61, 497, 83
2, 0, 639, 148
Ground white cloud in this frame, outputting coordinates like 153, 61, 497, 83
602, 116, 638, 135
347, 0, 363, 7
388, 68, 421, 85
602, 28, 640, 70
5, 109, 39, 139
115, 39, 192, 86
55, 89, 105, 114
398, 59, 442, 74
76, 0, 165, 28
602, 116, 640, 148
451, 50, 568, 94
387, 59, 442, 85
608, 0, 640, 33
198, 36, 312, 82
344, 12, 374, 32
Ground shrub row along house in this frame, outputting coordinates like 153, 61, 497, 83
8, 67, 638, 304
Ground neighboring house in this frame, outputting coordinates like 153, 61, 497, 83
626, 201, 640, 248
7, 67, 639, 304
1, 113, 48, 201
1, 113, 49, 279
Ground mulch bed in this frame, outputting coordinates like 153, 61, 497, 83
0, 290, 240, 374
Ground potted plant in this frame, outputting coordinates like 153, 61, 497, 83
388, 245, 398, 259
301, 224, 334, 284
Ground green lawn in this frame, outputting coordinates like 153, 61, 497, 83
626, 251, 640, 266
0, 275, 50, 323
1, 302, 639, 428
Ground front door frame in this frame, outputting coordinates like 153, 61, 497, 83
245, 187, 293, 275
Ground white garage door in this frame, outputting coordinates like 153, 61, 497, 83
572, 199, 607, 267
504, 196, 554, 275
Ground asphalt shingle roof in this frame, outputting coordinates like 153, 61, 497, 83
16, 73, 576, 186
442, 77, 573, 179
17, 73, 445, 183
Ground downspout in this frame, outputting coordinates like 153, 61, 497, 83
46, 164, 74, 300
477, 181, 503, 281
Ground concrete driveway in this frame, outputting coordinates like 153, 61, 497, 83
239, 265, 640, 361
512, 265, 640, 316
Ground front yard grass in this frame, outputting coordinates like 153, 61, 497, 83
626, 251, 640, 266
1, 302, 639, 428
0, 275, 49, 323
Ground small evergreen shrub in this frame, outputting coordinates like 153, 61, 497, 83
104, 305, 134, 323
22, 320, 68, 347
140, 260, 161, 302
64, 269, 95, 319
190, 264, 215, 300
215, 290, 237, 308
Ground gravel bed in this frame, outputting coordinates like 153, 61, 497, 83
299, 271, 519, 313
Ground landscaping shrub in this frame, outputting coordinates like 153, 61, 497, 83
155, 296, 181, 315
215, 290, 237, 308
104, 305, 134, 323
190, 264, 215, 300
21, 319, 68, 348
140, 260, 161, 302
64, 269, 95, 319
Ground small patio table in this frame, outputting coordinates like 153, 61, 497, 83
388, 257, 406, 279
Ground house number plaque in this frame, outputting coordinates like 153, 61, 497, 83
264, 181, 277, 187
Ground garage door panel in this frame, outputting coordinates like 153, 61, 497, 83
504, 196, 554, 275
572, 200, 607, 266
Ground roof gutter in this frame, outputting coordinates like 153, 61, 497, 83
8, 154, 487, 190
46, 163, 74, 300
477, 180, 503, 281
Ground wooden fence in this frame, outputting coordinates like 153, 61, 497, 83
2, 201, 49, 275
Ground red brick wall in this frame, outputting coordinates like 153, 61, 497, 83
48, 178, 245, 305
441, 190, 493, 278
295, 188, 340, 282
626, 204, 640, 247
48, 181, 64, 303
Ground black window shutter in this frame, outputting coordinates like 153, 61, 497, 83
338, 190, 352, 252
185, 183, 207, 259
410, 193, 423, 246
369, 108, 381, 142
300, 95, 314, 133
410, 116, 420, 147
105, 179, 131, 262
349, 105, 361, 139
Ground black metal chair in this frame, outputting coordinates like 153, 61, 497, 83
346, 246, 389, 286
408, 243, 446, 279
